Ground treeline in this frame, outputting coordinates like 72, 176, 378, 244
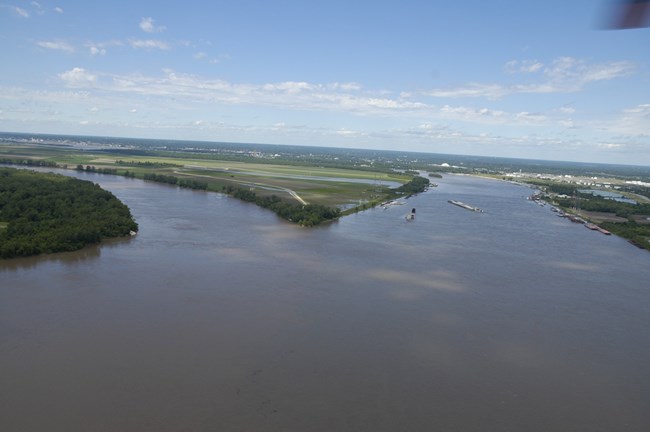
526, 180, 576, 195
395, 176, 430, 195
555, 196, 650, 218
143, 173, 208, 190
223, 186, 340, 226
76, 164, 119, 175
526, 180, 650, 203
0, 168, 138, 259
599, 221, 650, 251
116, 160, 181, 168
1, 157, 59, 168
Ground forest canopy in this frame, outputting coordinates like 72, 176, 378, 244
0, 168, 138, 258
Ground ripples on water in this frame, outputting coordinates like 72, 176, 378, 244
1, 171, 649, 431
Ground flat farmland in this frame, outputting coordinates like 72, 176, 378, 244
1, 143, 409, 208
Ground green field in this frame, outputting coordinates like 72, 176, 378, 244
0, 142, 410, 210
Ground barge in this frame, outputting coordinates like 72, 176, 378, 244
585, 223, 611, 235
448, 200, 483, 213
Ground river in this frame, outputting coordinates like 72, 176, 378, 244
1, 170, 649, 431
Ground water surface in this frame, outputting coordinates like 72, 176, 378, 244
1, 171, 649, 431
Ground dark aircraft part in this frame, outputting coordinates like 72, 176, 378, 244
610, 0, 650, 28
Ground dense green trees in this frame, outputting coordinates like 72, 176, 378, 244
525, 180, 576, 195
395, 176, 430, 195
222, 186, 340, 226
555, 195, 650, 218
551, 190, 650, 250
143, 173, 208, 190
0, 168, 138, 258
1, 157, 59, 168
115, 160, 181, 168
76, 165, 119, 175
600, 221, 650, 251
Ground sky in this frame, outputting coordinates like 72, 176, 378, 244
0, 0, 648, 165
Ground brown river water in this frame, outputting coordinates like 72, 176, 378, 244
1, 170, 649, 431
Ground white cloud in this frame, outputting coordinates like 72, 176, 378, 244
607, 104, 650, 136
328, 82, 362, 91
543, 57, 615, 84
559, 119, 574, 128
0, 85, 91, 103
3, 76, 645, 164
427, 57, 635, 99
598, 142, 624, 149
193, 52, 223, 64
435, 104, 556, 128
515, 111, 547, 123
440, 105, 507, 123
580, 62, 634, 83
85, 40, 123, 56
505, 59, 544, 74
427, 83, 506, 99
88, 70, 430, 116
336, 128, 365, 137
54, 7, 63, 14
130, 39, 170, 50
139, 17, 166, 33
6, 6, 30, 18
538, 57, 634, 90
59, 68, 97, 86
16, 65, 642, 164
31, 1, 45, 15
263, 81, 315, 93
89, 46, 106, 56
37, 40, 75, 53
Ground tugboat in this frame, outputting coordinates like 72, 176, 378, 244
405, 208, 416, 221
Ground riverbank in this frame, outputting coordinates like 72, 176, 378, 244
520, 182, 650, 252
0, 143, 417, 226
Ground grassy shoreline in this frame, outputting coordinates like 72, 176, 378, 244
0, 143, 420, 226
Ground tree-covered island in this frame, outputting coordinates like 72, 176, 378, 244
0, 168, 138, 259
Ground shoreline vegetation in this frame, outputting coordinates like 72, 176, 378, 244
0, 142, 431, 227
0, 158, 430, 227
0, 133, 648, 250
0, 167, 138, 259
518, 179, 650, 251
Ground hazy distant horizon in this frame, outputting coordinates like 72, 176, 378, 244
1, 1, 647, 166
2, 130, 649, 170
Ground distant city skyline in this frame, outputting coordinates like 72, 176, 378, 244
1, 1, 648, 165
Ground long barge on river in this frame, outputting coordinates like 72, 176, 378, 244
448, 200, 483, 213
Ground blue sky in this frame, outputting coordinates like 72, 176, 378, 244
1, 0, 648, 165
